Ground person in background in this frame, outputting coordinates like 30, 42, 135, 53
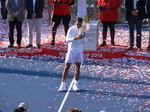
77, 0, 87, 19
93, 0, 98, 20
146, 0, 150, 51
125, 0, 146, 51
25, 0, 45, 49
47, 0, 52, 21
0, 0, 7, 20
49, 0, 73, 45
98, 0, 121, 46
58, 18, 87, 92
6, 0, 25, 48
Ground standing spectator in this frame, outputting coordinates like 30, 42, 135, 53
6, 0, 25, 48
58, 18, 87, 92
25, 0, 45, 49
0, 0, 7, 20
49, 0, 73, 45
77, 0, 87, 19
125, 0, 146, 51
47, 0, 52, 21
93, 0, 98, 20
98, 0, 121, 46
146, 0, 150, 51
0, 1, 1, 8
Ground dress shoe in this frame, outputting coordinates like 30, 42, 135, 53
100, 40, 106, 46
127, 46, 133, 50
17, 45, 21, 49
26, 44, 33, 48
51, 40, 55, 45
146, 46, 150, 51
137, 47, 141, 51
37, 44, 40, 49
111, 42, 115, 46
8, 44, 14, 48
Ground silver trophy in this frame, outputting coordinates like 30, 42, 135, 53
78, 27, 86, 44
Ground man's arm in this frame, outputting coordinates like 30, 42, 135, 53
6, 0, 15, 14
16, 0, 25, 15
137, 0, 146, 13
125, 0, 132, 12
35, 0, 45, 14
26, 0, 33, 15
66, 27, 81, 43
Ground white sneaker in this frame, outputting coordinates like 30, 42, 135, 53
72, 81, 80, 91
58, 82, 66, 92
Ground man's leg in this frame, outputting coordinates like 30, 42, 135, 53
51, 26, 57, 45
127, 16, 135, 50
35, 18, 42, 48
93, 1, 98, 20
64, 25, 69, 36
63, 14, 71, 39
100, 22, 108, 46
72, 62, 81, 91
51, 14, 61, 45
62, 63, 72, 81
16, 19, 22, 48
109, 21, 116, 46
147, 19, 150, 51
58, 63, 71, 92
8, 21, 15, 47
135, 16, 142, 50
26, 19, 34, 47
74, 62, 81, 81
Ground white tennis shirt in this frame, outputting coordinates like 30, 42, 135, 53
66, 25, 87, 53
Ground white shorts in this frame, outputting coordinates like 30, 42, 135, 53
65, 52, 83, 63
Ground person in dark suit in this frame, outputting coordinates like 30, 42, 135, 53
125, 0, 146, 51
25, 0, 44, 49
146, 0, 150, 51
0, 0, 7, 19
6, 0, 25, 48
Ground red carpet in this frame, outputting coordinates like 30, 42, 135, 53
0, 42, 150, 60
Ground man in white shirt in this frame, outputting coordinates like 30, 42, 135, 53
58, 17, 87, 92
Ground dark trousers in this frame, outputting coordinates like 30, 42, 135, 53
8, 18, 22, 45
128, 16, 142, 47
1, 0, 7, 19
101, 20, 116, 31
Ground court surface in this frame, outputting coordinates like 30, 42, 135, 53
0, 57, 149, 112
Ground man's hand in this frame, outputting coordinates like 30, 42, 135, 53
12, 13, 18, 17
32, 13, 37, 19
132, 10, 138, 16
74, 34, 83, 40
